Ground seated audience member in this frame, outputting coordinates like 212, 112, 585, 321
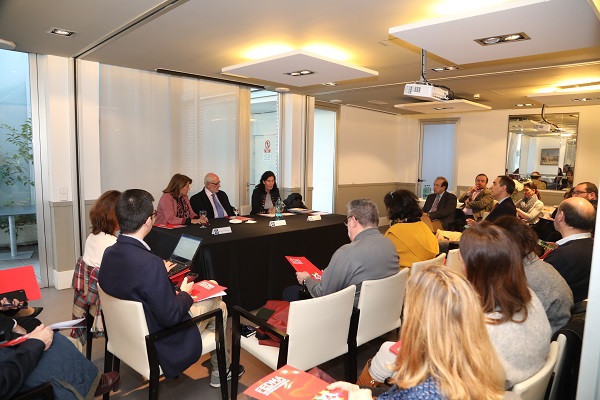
72, 189, 121, 345
494, 216, 573, 334
467, 175, 516, 226
558, 170, 574, 190
530, 171, 547, 190
572, 181, 598, 209
515, 182, 544, 225
155, 173, 206, 225
544, 197, 596, 304
0, 316, 119, 399
422, 176, 457, 230
329, 266, 506, 399
251, 170, 281, 214
459, 173, 494, 223
460, 222, 551, 389
190, 173, 235, 218
98, 189, 242, 387
384, 190, 439, 268
284, 199, 398, 307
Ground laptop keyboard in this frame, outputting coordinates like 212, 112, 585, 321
167, 263, 189, 277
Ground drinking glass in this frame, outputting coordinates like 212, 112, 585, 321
199, 210, 208, 228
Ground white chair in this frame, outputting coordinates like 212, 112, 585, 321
548, 334, 568, 400
98, 285, 228, 400
411, 253, 446, 276
231, 285, 356, 396
445, 249, 464, 276
512, 341, 559, 400
239, 204, 252, 216
349, 269, 409, 381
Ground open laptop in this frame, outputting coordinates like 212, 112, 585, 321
167, 234, 203, 282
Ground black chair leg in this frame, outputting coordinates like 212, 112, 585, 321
231, 309, 242, 397
85, 312, 94, 360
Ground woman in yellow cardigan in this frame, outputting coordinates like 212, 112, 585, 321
384, 190, 439, 268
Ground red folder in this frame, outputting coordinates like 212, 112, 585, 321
0, 265, 42, 301
153, 223, 186, 229
389, 339, 402, 355
285, 256, 323, 281
244, 365, 347, 400
190, 280, 227, 302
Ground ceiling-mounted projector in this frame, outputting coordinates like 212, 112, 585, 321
532, 122, 552, 132
404, 83, 450, 101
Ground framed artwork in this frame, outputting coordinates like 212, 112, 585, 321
540, 148, 559, 165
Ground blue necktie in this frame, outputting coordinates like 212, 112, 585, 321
212, 193, 225, 218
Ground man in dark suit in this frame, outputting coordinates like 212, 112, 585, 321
467, 175, 516, 225
422, 176, 457, 230
544, 197, 595, 303
98, 189, 242, 387
190, 173, 235, 219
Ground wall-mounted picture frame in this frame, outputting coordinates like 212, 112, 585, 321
540, 148, 559, 165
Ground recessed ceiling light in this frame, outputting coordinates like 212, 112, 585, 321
434, 107, 454, 110
572, 97, 599, 102
515, 103, 533, 107
475, 32, 529, 46
322, 82, 337, 86
329, 99, 342, 104
299, 70, 312, 75
49, 28, 75, 37
431, 65, 460, 72
286, 70, 314, 76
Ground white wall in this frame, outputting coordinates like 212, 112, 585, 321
337, 106, 402, 184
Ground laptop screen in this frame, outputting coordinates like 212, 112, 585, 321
170, 234, 203, 264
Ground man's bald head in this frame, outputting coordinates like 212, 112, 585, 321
557, 197, 596, 231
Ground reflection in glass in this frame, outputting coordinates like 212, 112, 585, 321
506, 113, 578, 190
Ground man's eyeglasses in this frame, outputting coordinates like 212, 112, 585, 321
573, 190, 590, 195
344, 215, 354, 226
151, 210, 157, 218
209, 181, 221, 186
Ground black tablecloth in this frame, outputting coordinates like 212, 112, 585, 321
145, 214, 349, 310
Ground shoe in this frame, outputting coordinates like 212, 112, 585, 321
94, 371, 120, 397
210, 365, 245, 388
29, 307, 44, 319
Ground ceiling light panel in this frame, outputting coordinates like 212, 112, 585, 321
528, 90, 600, 106
394, 99, 491, 113
222, 50, 378, 87
388, 0, 600, 64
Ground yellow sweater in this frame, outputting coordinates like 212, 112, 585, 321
385, 221, 440, 268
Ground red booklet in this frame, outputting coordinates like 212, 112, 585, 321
244, 365, 347, 400
154, 223, 186, 229
190, 280, 227, 302
389, 339, 402, 355
285, 256, 323, 281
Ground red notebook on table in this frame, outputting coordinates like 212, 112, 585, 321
244, 365, 347, 400
285, 256, 323, 281
190, 280, 227, 302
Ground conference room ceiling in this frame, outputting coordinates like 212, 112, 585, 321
1, 0, 599, 115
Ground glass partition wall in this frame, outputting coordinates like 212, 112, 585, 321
506, 113, 578, 190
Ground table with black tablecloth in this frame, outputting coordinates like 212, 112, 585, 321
145, 214, 349, 310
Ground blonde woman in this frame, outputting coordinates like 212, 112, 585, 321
329, 265, 505, 399
155, 173, 206, 225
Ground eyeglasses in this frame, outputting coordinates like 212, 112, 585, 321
572, 190, 590, 195
151, 210, 157, 218
209, 181, 221, 186
344, 215, 354, 226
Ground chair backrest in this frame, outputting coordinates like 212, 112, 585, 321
411, 253, 446, 276
356, 269, 409, 347
445, 249, 464, 276
98, 284, 158, 379
548, 334, 567, 400
285, 285, 356, 371
512, 341, 559, 400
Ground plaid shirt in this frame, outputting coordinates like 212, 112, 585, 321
70, 256, 103, 344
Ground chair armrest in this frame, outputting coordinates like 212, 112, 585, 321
233, 305, 287, 341
147, 308, 223, 342
13, 381, 54, 400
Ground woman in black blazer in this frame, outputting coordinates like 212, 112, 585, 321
251, 171, 281, 214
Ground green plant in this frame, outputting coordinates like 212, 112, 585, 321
0, 118, 34, 187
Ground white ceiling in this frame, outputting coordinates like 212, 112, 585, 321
0, 0, 599, 114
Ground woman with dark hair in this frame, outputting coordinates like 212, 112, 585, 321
493, 216, 573, 334
384, 190, 438, 268
251, 170, 281, 214
155, 173, 205, 225
460, 222, 551, 389
515, 182, 544, 224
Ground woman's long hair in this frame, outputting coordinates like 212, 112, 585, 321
162, 173, 192, 198
392, 265, 504, 399
90, 190, 121, 235
256, 170, 278, 191
459, 222, 531, 323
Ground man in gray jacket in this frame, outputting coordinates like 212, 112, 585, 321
285, 198, 399, 306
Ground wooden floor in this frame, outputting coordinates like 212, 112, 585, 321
31, 287, 391, 399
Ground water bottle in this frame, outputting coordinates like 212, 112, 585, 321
275, 198, 283, 220
422, 185, 431, 198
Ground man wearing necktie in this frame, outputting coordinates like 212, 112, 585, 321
422, 177, 457, 230
190, 173, 235, 219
